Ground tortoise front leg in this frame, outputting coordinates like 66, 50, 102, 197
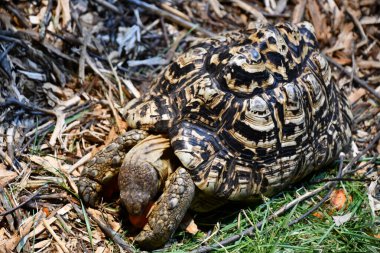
134, 167, 195, 250
78, 129, 149, 207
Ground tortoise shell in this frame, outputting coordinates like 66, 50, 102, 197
124, 21, 352, 201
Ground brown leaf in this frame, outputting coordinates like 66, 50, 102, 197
330, 189, 352, 211
348, 88, 367, 104
308, 0, 329, 43
331, 56, 352, 65
292, 0, 306, 23
185, 218, 199, 235
104, 126, 118, 146
312, 211, 324, 219
88, 208, 121, 232
0, 168, 17, 188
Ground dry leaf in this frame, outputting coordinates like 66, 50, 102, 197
33, 239, 51, 250
0, 169, 17, 187
29, 155, 71, 175
308, 0, 329, 43
332, 212, 353, 226
59, 0, 71, 28
88, 208, 121, 232
348, 88, 367, 104
292, 0, 307, 23
42, 207, 50, 216
185, 218, 199, 235
367, 180, 380, 217
312, 211, 324, 219
330, 189, 352, 211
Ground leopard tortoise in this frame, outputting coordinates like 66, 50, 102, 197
78, 21, 353, 249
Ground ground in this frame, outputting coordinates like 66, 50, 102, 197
0, 0, 379, 252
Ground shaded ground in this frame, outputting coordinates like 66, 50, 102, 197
0, 0, 379, 252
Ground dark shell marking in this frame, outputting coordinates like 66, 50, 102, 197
125, 22, 352, 201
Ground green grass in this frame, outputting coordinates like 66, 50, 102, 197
158, 168, 380, 253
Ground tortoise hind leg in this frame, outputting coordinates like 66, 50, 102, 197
135, 167, 195, 250
78, 129, 149, 207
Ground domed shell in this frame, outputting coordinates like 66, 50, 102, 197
125, 22, 352, 201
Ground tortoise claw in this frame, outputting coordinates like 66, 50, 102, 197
135, 167, 195, 250
77, 177, 103, 207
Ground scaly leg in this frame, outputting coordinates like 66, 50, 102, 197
78, 129, 149, 207
134, 167, 195, 250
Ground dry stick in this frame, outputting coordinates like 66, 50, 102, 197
291, 0, 307, 23
125, 0, 215, 37
346, 8, 368, 49
232, 0, 267, 22
92, 0, 122, 14
287, 153, 345, 226
0, 98, 57, 116
2, 3, 31, 29
0, 149, 19, 174
310, 177, 373, 184
324, 54, 380, 102
88, 212, 134, 253
42, 218, 70, 253
39, 0, 53, 40
192, 133, 380, 253
71, 204, 134, 253
160, 17, 170, 47
0, 185, 47, 216
342, 131, 380, 175
106, 53, 124, 105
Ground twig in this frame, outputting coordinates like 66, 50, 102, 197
92, 0, 123, 14
346, 8, 368, 49
342, 131, 380, 175
232, 0, 267, 22
2, 2, 31, 29
0, 185, 47, 217
88, 210, 134, 253
292, 0, 307, 23
165, 30, 188, 62
0, 149, 20, 174
125, 0, 215, 37
72, 204, 134, 252
310, 177, 373, 184
309, 154, 378, 184
106, 52, 124, 104
160, 17, 170, 47
287, 153, 345, 226
0, 98, 57, 116
324, 54, 380, 102
78, 30, 90, 82
39, 0, 53, 40
42, 218, 70, 253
